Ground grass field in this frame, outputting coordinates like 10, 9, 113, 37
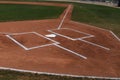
0, 69, 105, 80
0, 4, 65, 22
72, 3, 120, 37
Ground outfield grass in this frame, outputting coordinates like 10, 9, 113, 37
0, 4, 65, 22
0, 69, 106, 80
72, 3, 120, 37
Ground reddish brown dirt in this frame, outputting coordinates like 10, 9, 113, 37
51, 29, 89, 39
0, 1, 120, 78
0, 1, 68, 7
12, 33, 54, 48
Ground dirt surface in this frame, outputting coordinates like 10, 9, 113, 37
50, 28, 89, 39
11, 33, 54, 48
0, 1, 120, 79
0, 1, 68, 7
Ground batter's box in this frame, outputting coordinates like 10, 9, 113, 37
48, 28, 94, 41
6, 32, 59, 50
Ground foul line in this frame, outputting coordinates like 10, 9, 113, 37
0, 32, 13, 35
79, 35, 94, 39
109, 31, 120, 42
78, 39, 110, 51
0, 67, 119, 80
49, 28, 95, 40
6, 35, 29, 50
48, 30, 76, 40
28, 43, 56, 50
57, 5, 72, 29
51, 28, 93, 36
54, 44, 87, 59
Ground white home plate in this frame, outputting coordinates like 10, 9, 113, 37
45, 34, 56, 38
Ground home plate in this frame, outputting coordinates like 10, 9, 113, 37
45, 34, 56, 38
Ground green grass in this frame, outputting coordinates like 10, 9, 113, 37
0, 69, 107, 80
72, 3, 120, 37
0, 1, 119, 37
0, 4, 65, 22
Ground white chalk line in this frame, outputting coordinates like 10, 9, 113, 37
48, 30, 76, 40
48, 30, 94, 41
27, 43, 58, 50
78, 39, 110, 51
48, 29, 110, 50
6, 32, 59, 50
8, 32, 35, 35
70, 21, 110, 32
7, 31, 59, 44
5, 31, 86, 59
6, 35, 29, 50
79, 35, 94, 39
51, 28, 93, 36
109, 31, 120, 42
0, 67, 119, 80
0, 32, 13, 35
54, 44, 87, 59
57, 5, 72, 29
50, 28, 95, 40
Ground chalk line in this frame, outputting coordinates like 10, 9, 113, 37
57, 5, 72, 29
54, 44, 87, 59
